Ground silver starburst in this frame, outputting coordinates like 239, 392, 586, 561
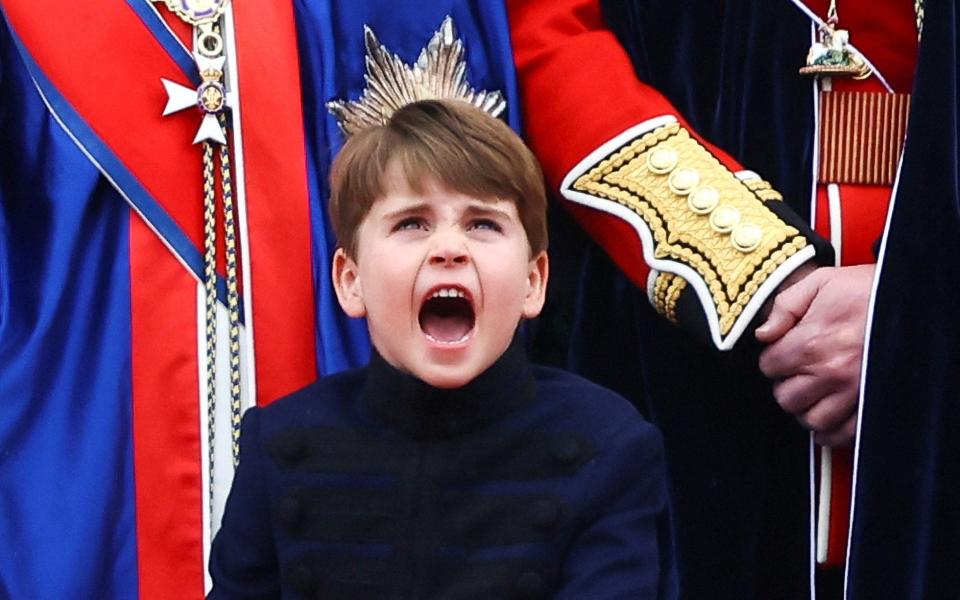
327, 16, 506, 136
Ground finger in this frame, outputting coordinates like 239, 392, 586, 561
798, 391, 859, 435
756, 262, 818, 322
755, 269, 825, 343
773, 374, 821, 418
758, 322, 818, 379
814, 414, 858, 448
773, 371, 852, 417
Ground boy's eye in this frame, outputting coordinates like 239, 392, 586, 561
469, 219, 502, 233
394, 217, 426, 232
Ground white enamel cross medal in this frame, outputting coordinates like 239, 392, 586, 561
155, 0, 232, 144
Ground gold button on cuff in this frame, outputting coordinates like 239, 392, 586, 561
647, 148, 679, 174
688, 186, 720, 214
668, 168, 700, 195
709, 205, 741, 233
731, 223, 763, 252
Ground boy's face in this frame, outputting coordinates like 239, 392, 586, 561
332, 175, 548, 389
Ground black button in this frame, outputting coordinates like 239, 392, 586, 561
515, 571, 543, 598
277, 495, 302, 526
552, 436, 580, 464
531, 499, 559, 528
290, 564, 315, 592
277, 436, 307, 465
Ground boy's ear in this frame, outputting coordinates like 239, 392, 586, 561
332, 248, 367, 318
521, 250, 549, 319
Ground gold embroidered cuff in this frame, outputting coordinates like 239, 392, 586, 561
565, 121, 812, 346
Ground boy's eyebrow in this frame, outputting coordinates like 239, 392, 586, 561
382, 203, 431, 220
463, 203, 511, 219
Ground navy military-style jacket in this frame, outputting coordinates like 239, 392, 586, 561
208, 341, 676, 599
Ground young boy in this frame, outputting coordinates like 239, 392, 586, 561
208, 100, 675, 599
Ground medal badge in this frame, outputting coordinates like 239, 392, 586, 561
155, 0, 232, 144
156, 0, 228, 26
799, 26, 871, 79
799, 1, 871, 79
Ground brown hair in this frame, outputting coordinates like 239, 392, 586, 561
329, 99, 547, 258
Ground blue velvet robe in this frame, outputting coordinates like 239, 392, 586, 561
848, 1, 960, 597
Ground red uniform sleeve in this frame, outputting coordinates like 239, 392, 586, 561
508, 0, 829, 349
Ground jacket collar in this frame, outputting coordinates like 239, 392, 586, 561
361, 336, 535, 440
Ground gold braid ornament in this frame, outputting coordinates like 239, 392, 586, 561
217, 113, 243, 468
652, 272, 687, 324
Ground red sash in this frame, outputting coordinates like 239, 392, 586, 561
4, 2, 317, 596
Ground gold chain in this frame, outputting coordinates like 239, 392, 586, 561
915, 0, 925, 39
199, 22, 242, 530
218, 111, 243, 469
202, 140, 218, 523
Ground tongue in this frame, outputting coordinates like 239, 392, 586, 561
421, 312, 472, 342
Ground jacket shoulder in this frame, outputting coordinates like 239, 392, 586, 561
530, 365, 658, 443
255, 366, 366, 428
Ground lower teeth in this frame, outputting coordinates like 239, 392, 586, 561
425, 332, 470, 344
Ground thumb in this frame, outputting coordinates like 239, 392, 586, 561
755, 269, 825, 342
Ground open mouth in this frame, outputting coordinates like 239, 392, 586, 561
418, 287, 476, 344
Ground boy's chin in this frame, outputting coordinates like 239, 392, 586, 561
410, 359, 490, 390
414, 369, 479, 390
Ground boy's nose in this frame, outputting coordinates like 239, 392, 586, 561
428, 234, 470, 266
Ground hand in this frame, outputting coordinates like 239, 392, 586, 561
755, 264, 876, 447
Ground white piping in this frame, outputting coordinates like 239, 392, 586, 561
813, 182, 844, 567
197, 287, 213, 594
827, 184, 843, 261
808, 436, 818, 600
646, 270, 660, 305
816, 446, 833, 564
222, 5, 258, 412
809, 48, 823, 226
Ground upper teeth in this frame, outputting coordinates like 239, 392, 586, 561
431, 287, 465, 299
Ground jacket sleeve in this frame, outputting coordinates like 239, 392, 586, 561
556, 421, 675, 599
207, 408, 281, 599
507, 0, 833, 349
